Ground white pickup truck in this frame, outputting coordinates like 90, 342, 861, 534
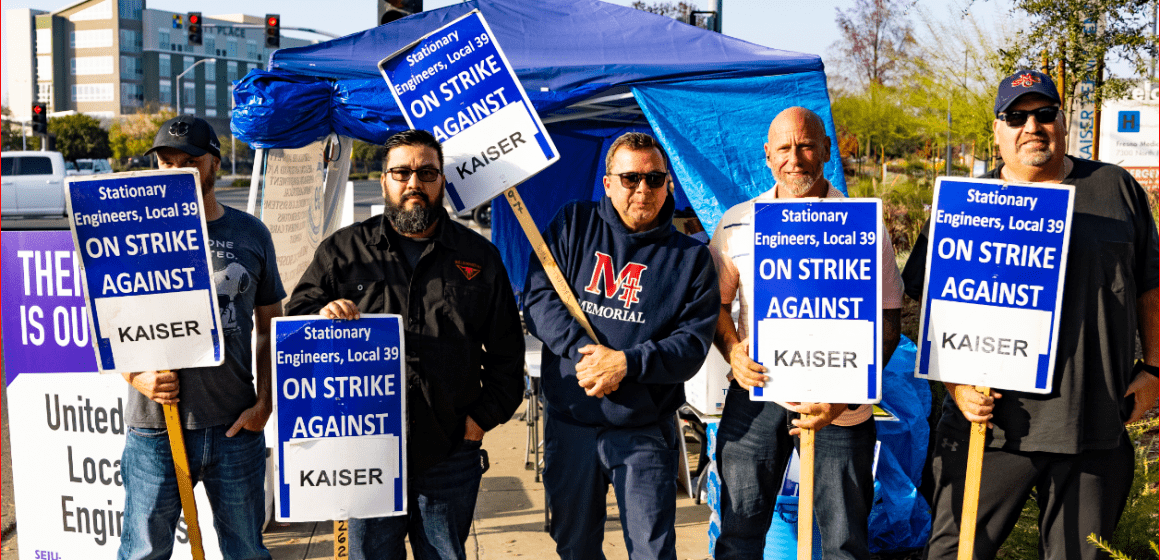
1, 151, 68, 219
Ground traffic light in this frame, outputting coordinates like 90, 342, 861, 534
187, 12, 202, 45
31, 104, 47, 135
264, 14, 280, 48
379, 0, 423, 26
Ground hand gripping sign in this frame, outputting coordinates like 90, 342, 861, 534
272, 315, 407, 522
378, 10, 560, 215
915, 177, 1074, 393
66, 169, 224, 374
748, 199, 885, 405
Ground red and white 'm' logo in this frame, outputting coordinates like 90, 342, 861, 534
583, 252, 647, 309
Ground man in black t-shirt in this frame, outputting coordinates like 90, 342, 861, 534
903, 70, 1159, 560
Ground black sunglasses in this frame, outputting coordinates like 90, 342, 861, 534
388, 167, 441, 182
609, 171, 668, 189
998, 106, 1059, 128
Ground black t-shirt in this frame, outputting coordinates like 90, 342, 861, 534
903, 157, 1159, 453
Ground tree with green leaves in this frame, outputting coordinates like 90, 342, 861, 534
351, 140, 384, 175
995, 0, 1157, 106
48, 113, 112, 161
109, 109, 176, 163
2, 106, 27, 151
630, 1, 709, 28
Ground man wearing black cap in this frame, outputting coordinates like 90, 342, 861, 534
118, 115, 286, 559
903, 70, 1159, 559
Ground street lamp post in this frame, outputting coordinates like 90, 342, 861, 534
175, 58, 213, 116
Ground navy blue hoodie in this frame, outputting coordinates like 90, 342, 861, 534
524, 194, 719, 427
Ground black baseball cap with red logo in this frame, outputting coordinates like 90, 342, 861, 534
145, 115, 222, 159
994, 70, 1062, 116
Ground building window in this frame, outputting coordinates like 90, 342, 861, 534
118, 0, 143, 20
205, 83, 218, 109
182, 56, 195, 73
120, 56, 142, 80
120, 29, 143, 53
37, 83, 53, 104
227, 61, 238, 83
205, 36, 215, 57
159, 54, 171, 77
69, 0, 112, 22
36, 29, 52, 54
71, 29, 113, 49
121, 83, 143, 107
183, 82, 197, 113
159, 80, 172, 105
204, 59, 217, 81
227, 38, 238, 58
158, 29, 170, 50
72, 83, 114, 102
36, 56, 52, 82
72, 56, 114, 76
246, 41, 258, 60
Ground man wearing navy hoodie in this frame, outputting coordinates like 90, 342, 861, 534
524, 132, 719, 560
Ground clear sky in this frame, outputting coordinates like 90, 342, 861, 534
1, 0, 1017, 108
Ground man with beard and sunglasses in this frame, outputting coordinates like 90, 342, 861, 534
709, 107, 903, 560
522, 132, 719, 559
286, 129, 524, 559
902, 70, 1158, 559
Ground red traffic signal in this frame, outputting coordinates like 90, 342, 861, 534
265, 14, 281, 48
32, 105, 43, 115
189, 13, 199, 24
267, 16, 278, 27
31, 104, 48, 134
187, 12, 202, 45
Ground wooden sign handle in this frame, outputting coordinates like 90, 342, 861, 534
162, 402, 206, 560
334, 519, 349, 558
503, 187, 599, 342
797, 417, 815, 560
957, 386, 991, 560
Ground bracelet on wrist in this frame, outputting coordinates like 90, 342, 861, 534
1133, 361, 1159, 378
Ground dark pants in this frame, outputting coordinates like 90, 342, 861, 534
543, 410, 679, 560
715, 382, 876, 560
925, 429, 1134, 560
348, 439, 483, 560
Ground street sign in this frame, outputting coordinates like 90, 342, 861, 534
915, 177, 1074, 393
378, 10, 559, 214
66, 169, 224, 374
272, 315, 407, 522
748, 199, 884, 404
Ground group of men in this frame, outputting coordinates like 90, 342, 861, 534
119, 68, 1155, 560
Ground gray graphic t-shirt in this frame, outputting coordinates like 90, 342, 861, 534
127, 205, 286, 429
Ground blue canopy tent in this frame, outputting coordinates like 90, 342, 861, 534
231, 0, 847, 298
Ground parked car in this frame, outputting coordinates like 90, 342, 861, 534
1, 151, 68, 218
75, 158, 113, 175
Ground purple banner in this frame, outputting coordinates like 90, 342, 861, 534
2, 231, 99, 385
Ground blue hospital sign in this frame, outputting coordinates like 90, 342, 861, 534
272, 315, 407, 522
749, 199, 883, 404
1118, 110, 1141, 133
916, 178, 1074, 393
378, 10, 559, 214
66, 170, 223, 374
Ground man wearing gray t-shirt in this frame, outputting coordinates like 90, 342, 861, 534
118, 116, 286, 560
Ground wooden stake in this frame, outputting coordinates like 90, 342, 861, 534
162, 402, 206, 560
334, 519, 349, 558
503, 187, 599, 341
957, 386, 991, 560
797, 418, 815, 560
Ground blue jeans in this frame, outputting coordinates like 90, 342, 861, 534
715, 382, 876, 560
348, 439, 483, 560
542, 411, 679, 560
118, 425, 270, 560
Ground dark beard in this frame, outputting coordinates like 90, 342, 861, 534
384, 190, 441, 235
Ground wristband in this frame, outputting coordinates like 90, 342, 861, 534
1134, 361, 1159, 378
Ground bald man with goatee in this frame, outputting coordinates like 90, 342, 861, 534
709, 107, 903, 560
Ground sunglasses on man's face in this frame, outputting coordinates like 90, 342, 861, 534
388, 167, 442, 182
609, 171, 668, 189
998, 106, 1060, 128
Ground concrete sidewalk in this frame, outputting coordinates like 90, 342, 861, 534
263, 399, 713, 560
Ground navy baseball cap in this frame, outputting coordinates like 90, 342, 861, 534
146, 115, 221, 159
994, 70, 1062, 116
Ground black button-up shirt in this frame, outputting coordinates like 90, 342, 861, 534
286, 210, 525, 473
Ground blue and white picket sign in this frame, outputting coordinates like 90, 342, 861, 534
748, 199, 883, 404
916, 178, 1074, 393
378, 10, 559, 214
66, 169, 223, 374
272, 315, 406, 522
